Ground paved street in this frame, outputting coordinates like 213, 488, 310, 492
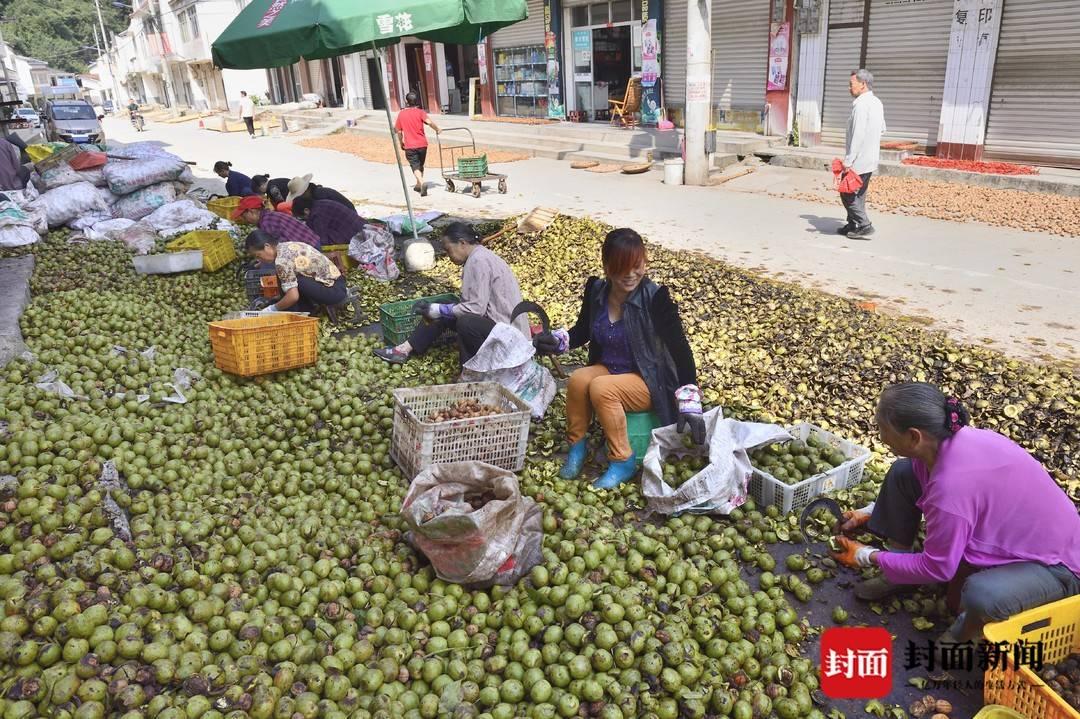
106, 115, 1079, 365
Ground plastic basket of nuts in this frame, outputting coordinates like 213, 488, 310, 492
983, 594, 1080, 719
390, 382, 531, 479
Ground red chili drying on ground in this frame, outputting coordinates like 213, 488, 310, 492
901, 157, 1040, 175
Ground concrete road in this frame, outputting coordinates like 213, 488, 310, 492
105, 116, 1079, 366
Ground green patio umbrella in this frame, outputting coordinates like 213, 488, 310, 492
212, 0, 528, 240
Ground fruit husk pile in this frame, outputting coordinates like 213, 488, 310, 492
0, 215, 1076, 719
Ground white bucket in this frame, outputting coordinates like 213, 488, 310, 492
664, 158, 684, 186
404, 239, 435, 272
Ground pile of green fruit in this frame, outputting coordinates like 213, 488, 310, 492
749, 436, 849, 486
661, 455, 709, 489
0, 210, 1075, 719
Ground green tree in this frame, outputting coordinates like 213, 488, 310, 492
0, 0, 128, 73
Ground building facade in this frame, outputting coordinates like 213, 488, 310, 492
103, 0, 268, 111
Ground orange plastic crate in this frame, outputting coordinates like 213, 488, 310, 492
208, 314, 319, 377
168, 230, 237, 272
983, 594, 1080, 719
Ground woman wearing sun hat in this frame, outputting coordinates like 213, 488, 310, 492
284, 173, 354, 210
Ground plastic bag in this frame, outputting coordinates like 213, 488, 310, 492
348, 224, 399, 281
68, 210, 114, 232
31, 181, 108, 228
104, 156, 188, 195
832, 158, 864, 194
641, 409, 792, 515
35, 370, 87, 400
461, 324, 556, 420
404, 239, 435, 272
112, 181, 177, 221
119, 221, 159, 255
401, 462, 543, 587
144, 199, 216, 234
97, 460, 132, 541
106, 142, 183, 162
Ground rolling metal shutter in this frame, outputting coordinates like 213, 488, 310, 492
820, 27, 861, 145
864, 0, 952, 149
711, 0, 770, 112
491, 0, 546, 49
662, 0, 688, 109
984, 0, 1080, 167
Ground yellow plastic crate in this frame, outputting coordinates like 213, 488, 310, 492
984, 594, 1080, 719
208, 314, 319, 377
321, 244, 356, 270
167, 230, 237, 272
207, 196, 243, 220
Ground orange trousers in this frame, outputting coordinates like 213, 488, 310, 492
566, 365, 652, 461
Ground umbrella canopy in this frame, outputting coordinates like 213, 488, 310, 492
212, 0, 527, 69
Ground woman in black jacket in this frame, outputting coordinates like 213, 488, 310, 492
535, 228, 705, 488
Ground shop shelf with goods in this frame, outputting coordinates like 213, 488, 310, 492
493, 45, 548, 118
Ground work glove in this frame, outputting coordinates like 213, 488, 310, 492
533, 328, 569, 356
412, 300, 431, 317
837, 502, 875, 535
259, 304, 279, 314
830, 536, 879, 569
413, 301, 454, 321
675, 385, 706, 445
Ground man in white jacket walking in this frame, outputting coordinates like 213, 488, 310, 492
841, 69, 885, 239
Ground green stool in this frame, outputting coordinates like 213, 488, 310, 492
626, 411, 661, 466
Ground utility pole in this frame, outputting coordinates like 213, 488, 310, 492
684, 0, 713, 186
93, 0, 125, 106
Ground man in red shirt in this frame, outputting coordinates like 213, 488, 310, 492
394, 91, 440, 196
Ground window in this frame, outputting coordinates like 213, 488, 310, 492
589, 3, 608, 24
611, 0, 631, 23
571, 6, 588, 26
179, 6, 199, 42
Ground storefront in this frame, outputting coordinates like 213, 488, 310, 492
818, 0, 952, 149
561, 1, 644, 121
489, 0, 548, 118
983, 0, 1080, 167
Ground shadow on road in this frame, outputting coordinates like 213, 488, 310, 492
801, 213, 843, 234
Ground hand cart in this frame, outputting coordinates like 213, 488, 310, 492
437, 127, 508, 198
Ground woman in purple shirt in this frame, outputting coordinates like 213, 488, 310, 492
833, 382, 1080, 641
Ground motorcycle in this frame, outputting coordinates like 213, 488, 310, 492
129, 111, 145, 132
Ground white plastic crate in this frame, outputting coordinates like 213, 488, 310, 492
391, 382, 531, 479
747, 422, 871, 514
132, 250, 203, 275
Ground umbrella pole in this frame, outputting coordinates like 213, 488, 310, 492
377, 47, 420, 243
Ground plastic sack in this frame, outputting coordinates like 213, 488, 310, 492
96, 186, 121, 208
68, 210, 114, 232
144, 199, 217, 234
0, 199, 48, 237
461, 323, 556, 420
104, 156, 188, 195
85, 218, 136, 242
641, 409, 792, 516
31, 181, 108, 228
0, 225, 38, 247
348, 224, 399, 281
112, 181, 177, 221
119, 221, 159, 255
401, 462, 543, 587
106, 142, 183, 162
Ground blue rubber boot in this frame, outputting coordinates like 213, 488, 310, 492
559, 439, 588, 480
593, 455, 638, 489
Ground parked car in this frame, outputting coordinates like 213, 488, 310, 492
12, 107, 41, 128
43, 100, 105, 144
102, 100, 114, 114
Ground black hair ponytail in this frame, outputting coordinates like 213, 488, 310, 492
877, 382, 971, 440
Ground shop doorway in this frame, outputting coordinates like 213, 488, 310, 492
403, 43, 430, 109
442, 44, 480, 114
564, 0, 642, 121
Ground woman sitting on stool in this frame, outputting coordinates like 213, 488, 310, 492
534, 228, 705, 488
